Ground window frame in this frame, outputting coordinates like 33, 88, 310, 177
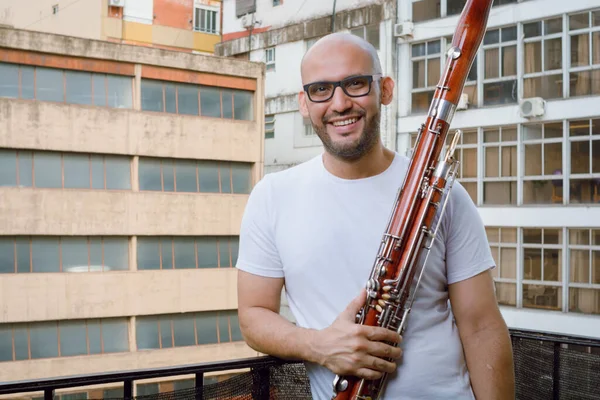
193, 4, 220, 35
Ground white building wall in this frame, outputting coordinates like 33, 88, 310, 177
395, 0, 600, 339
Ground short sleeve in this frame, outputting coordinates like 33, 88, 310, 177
235, 175, 284, 278
443, 182, 496, 285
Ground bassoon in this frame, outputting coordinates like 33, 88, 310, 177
331, 1, 494, 399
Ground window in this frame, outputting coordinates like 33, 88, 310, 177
523, 17, 564, 99
265, 114, 275, 139
141, 79, 254, 121
569, 119, 600, 203
568, 10, 600, 97
522, 228, 563, 311
0, 150, 131, 190
137, 236, 239, 270
0, 318, 128, 361
194, 6, 220, 34
450, 129, 478, 203
136, 310, 242, 350
487, 227, 518, 306
350, 25, 380, 51
483, 126, 517, 205
522, 122, 564, 204
482, 26, 518, 106
304, 117, 316, 136
0, 236, 129, 273
569, 228, 600, 315
265, 48, 275, 72
411, 40, 441, 113
138, 158, 252, 194
273, 0, 282, 6
0, 63, 133, 108
412, 0, 440, 23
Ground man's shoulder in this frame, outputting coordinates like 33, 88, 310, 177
259, 155, 323, 191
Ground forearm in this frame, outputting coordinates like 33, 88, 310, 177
462, 321, 515, 400
240, 306, 320, 363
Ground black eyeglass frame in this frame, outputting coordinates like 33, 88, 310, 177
302, 74, 383, 103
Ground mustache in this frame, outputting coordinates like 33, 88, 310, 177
322, 110, 365, 124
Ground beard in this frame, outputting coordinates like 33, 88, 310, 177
312, 108, 381, 162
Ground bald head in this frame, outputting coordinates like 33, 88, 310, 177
301, 33, 382, 83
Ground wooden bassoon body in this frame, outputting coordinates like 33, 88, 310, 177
331, 1, 494, 399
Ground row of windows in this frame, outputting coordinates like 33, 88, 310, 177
0, 63, 255, 121
410, 9, 600, 113
408, 118, 600, 206
0, 236, 239, 273
0, 150, 253, 194
0, 311, 242, 363
412, 0, 520, 23
487, 227, 600, 315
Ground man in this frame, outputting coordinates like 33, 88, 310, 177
235, 33, 515, 399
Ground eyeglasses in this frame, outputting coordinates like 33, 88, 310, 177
302, 74, 382, 103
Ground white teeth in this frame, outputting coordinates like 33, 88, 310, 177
332, 118, 358, 127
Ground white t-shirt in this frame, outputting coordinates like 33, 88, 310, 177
236, 152, 495, 399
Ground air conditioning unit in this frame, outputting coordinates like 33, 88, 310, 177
109, 0, 124, 7
241, 14, 254, 29
456, 93, 469, 110
519, 97, 545, 118
393, 22, 414, 39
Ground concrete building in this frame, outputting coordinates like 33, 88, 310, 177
216, 0, 397, 174
0, 0, 223, 54
0, 27, 264, 398
394, 0, 600, 338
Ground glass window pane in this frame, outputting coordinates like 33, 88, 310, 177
571, 140, 590, 174
32, 238, 60, 273
502, 46, 517, 76
0, 238, 15, 273
231, 164, 251, 194
545, 38, 562, 71
103, 237, 128, 271
174, 238, 196, 269
485, 147, 499, 177
139, 158, 162, 191
523, 22, 542, 38
523, 74, 564, 100
523, 284, 561, 310
500, 248, 516, 279
14, 326, 28, 360
34, 153, 62, 188
233, 91, 253, 121
61, 238, 89, 272
18, 151, 33, 187
198, 162, 220, 192
105, 156, 130, 190
483, 80, 518, 106
484, 48, 499, 78
570, 249, 590, 283
107, 75, 133, 109
229, 313, 243, 341
571, 34, 589, 67
412, 43, 426, 57
413, 60, 425, 88
36, 67, 64, 102
0, 63, 19, 98
162, 238, 173, 269
501, 26, 517, 42
230, 238, 239, 267
16, 238, 30, 273
222, 89, 233, 118
570, 229, 590, 245
30, 322, 58, 359
136, 317, 160, 350
137, 383, 159, 396
175, 160, 197, 193
173, 315, 196, 347
88, 320, 101, 354
102, 319, 128, 353
495, 282, 516, 306
200, 87, 221, 118
0, 326, 13, 361
525, 144, 542, 175
141, 80, 164, 112
570, 12, 589, 30
0, 150, 17, 187
92, 74, 106, 106
65, 71, 92, 105
160, 319, 173, 348
524, 42, 542, 74
545, 143, 562, 174
545, 17, 562, 35
523, 248, 542, 280
177, 84, 199, 116
523, 228, 542, 244
197, 238, 218, 268
483, 181, 517, 205
196, 313, 218, 345
543, 249, 561, 281
569, 288, 600, 314
219, 239, 230, 268
137, 237, 161, 270
165, 84, 176, 114
89, 238, 102, 269
163, 161, 175, 192
501, 146, 517, 177
59, 321, 88, 356
220, 164, 231, 193
91, 155, 104, 189
20, 66, 34, 99
427, 58, 440, 87
218, 313, 230, 343
63, 154, 90, 189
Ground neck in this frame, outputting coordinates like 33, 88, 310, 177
322, 142, 395, 180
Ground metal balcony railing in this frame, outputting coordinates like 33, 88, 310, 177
0, 328, 598, 400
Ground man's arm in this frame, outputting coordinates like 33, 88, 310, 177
449, 269, 515, 400
237, 269, 403, 380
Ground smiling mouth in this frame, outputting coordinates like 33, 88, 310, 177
330, 117, 360, 127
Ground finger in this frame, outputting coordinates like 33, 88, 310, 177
362, 326, 403, 344
341, 289, 367, 319
367, 342, 403, 360
361, 355, 398, 374
354, 368, 384, 381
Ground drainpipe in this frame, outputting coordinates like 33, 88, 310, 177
331, 0, 337, 32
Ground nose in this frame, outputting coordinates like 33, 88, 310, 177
329, 85, 353, 113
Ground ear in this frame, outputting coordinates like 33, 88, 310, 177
380, 77, 395, 106
298, 91, 309, 118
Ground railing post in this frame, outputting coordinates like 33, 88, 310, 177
251, 367, 270, 400
44, 389, 53, 400
553, 341, 560, 400
195, 372, 204, 400
124, 379, 133, 400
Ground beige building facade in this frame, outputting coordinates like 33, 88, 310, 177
0, 26, 264, 398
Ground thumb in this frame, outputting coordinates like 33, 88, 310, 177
341, 288, 367, 320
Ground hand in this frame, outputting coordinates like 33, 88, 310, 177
310, 289, 403, 380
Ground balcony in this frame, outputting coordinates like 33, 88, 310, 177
1, 329, 598, 400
